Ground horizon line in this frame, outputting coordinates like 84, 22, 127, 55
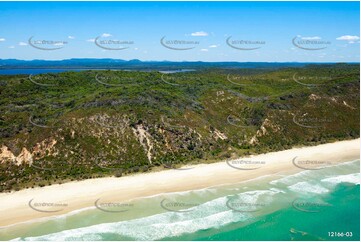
0, 58, 359, 64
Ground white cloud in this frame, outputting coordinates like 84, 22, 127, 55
86, 39, 95, 42
18, 42, 27, 46
200, 48, 208, 52
101, 33, 112, 37
336, 35, 359, 41
209, 44, 218, 48
68, 36, 75, 39
191, 31, 208, 37
8, 46, 15, 49
336, 35, 360, 43
0, 38, 5, 42
54, 43, 64, 46
301, 36, 321, 40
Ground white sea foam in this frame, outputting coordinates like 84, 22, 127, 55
13, 188, 286, 241
269, 188, 286, 194
321, 173, 360, 186
233, 189, 283, 204
288, 182, 329, 194
269, 170, 312, 186
269, 159, 360, 187
14, 211, 237, 241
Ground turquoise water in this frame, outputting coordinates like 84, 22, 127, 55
1, 160, 359, 241
181, 184, 360, 241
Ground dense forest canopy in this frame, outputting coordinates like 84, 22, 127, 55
0, 63, 359, 192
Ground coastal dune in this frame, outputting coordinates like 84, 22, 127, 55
0, 139, 359, 227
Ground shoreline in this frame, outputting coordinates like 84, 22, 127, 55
0, 138, 359, 227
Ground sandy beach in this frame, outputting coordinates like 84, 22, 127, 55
0, 138, 359, 228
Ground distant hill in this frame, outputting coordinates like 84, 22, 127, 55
0, 58, 325, 70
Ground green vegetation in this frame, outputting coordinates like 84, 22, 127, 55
0, 64, 359, 192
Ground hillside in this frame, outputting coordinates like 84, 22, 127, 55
0, 63, 359, 191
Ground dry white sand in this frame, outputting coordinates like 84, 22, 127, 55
0, 138, 359, 227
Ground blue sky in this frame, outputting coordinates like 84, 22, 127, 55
0, 1, 359, 62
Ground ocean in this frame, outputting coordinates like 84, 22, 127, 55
0, 159, 359, 241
